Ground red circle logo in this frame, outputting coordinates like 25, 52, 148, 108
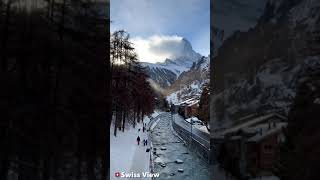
115, 172, 120, 177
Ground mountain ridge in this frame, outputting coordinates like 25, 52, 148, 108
141, 38, 202, 88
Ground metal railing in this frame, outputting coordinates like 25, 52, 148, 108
171, 113, 211, 162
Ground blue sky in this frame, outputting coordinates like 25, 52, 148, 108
111, 0, 210, 63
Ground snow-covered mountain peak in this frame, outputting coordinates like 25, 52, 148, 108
173, 38, 195, 56
166, 38, 202, 65
142, 37, 203, 88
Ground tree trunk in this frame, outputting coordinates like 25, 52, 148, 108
113, 117, 117, 137
122, 111, 126, 132
133, 111, 136, 128
1, 1, 11, 72
0, 158, 9, 180
118, 111, 122, 131
87, 158, 95, 180
50, 0, 55, 20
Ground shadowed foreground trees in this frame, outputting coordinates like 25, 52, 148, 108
0, 0, 110, 179
275, 74, 320, 180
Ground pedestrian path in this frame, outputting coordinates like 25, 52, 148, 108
129, 125, 151, 179
110, 114, 154, 180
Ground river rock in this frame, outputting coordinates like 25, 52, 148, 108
160, 147, 167, 150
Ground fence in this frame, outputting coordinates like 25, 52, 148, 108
171, 114, 211, 162
147, 116, 157, 180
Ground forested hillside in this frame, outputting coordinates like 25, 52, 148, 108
211, 0, 320, 130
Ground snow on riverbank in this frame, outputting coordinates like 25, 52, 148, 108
150, 110, 160, 118
185, 117, 210, 135
110, 115, 153, 179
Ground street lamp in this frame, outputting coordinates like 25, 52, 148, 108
190, 117, 193, 178
190, 117, 193, 149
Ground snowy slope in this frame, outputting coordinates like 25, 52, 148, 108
166, 56, 210, 105
212, 56, 320, 130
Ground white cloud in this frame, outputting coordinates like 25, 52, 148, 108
110, 0, 210, 57
131, 35, 185, 63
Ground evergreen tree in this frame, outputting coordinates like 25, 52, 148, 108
111, 30, 156, 136
198, 83, 210, 124
275, 75, 320, 180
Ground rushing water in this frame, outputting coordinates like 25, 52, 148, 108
150, 113, 210, 180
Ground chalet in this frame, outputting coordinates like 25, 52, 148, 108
185, 101, 199, 118
212, 113, 287, 178
174, 98, 199, 118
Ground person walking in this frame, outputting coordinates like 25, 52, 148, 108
137, 136, 140, 145
143, 126, 145, 133
143, 139, 146, 146
145, 139, 148, 146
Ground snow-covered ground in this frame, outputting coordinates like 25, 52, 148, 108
195, 125, 210, 135
184, 117, 209, 135
110, 115, 153, 179
185, 117, 203, 125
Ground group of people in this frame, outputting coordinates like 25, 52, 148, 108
136, 136, 148, 146
137, 123, 148, 133
136, 123, 149, 146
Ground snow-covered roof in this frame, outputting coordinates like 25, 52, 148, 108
247, 122, 287, 142
187, 100, 199, 107
212, 113, 287, 139
175, 98, 199, 106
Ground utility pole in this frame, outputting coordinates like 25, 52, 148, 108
190, 118, 193, 149
190, 117, 193, 177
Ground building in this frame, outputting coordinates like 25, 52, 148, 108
174, 98, 200, 118
185, 101, 199, 118
246, 121, 287, 176
212, 113, 287, 178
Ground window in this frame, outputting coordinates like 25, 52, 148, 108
264, 144, 273, 152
